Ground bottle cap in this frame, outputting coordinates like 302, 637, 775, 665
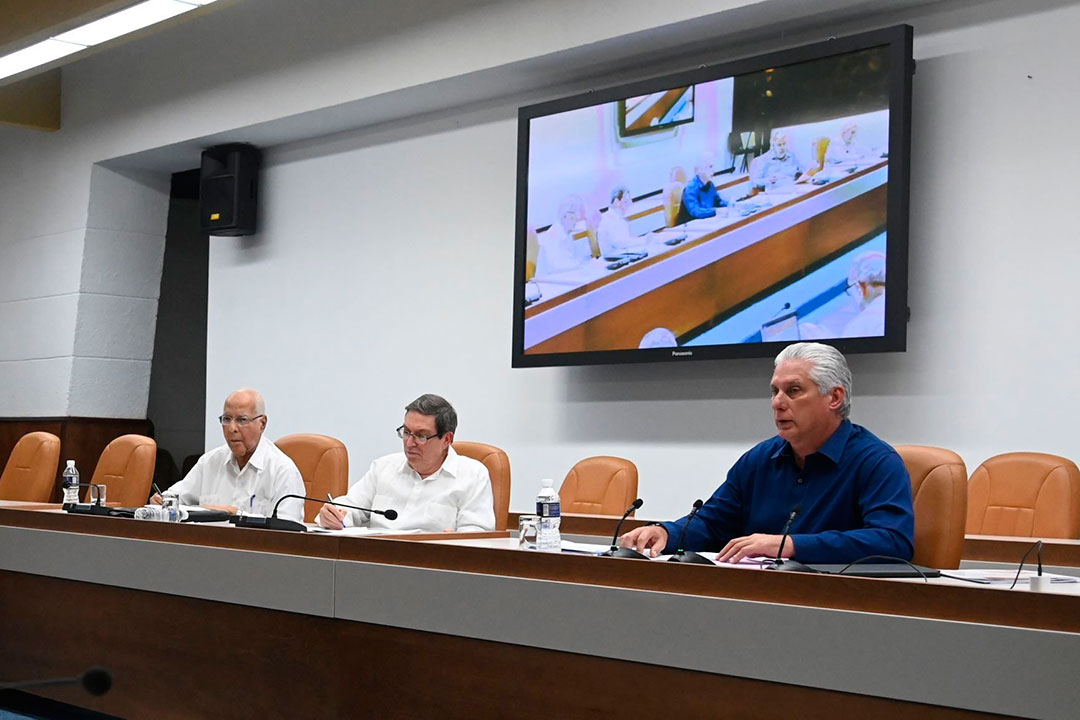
541, 478, 554, 488
66, 459, 75, 467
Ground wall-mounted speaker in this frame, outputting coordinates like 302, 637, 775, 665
199, 143, 261, 236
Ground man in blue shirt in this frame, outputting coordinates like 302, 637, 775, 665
620, 342, 914, 564
677, 154, 731, 223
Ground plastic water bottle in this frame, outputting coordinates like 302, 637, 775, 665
134, 505, 163, 521
61, 460, 80, 506
535, 478, 561, 552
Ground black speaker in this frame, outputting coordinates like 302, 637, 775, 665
199, 143, 261, 236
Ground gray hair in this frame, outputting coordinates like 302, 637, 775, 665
774, 343, 852, 419
848, 251, 886, 286
609, 185, 630, 204
404, 393, 458, 436
226, 388, 265, 416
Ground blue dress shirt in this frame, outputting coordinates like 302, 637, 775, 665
661, 420, 914, 564
679, 175, 727, 221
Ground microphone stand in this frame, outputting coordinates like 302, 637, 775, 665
233, 494, 398, 533
668, 499, 712, 564
766, 504, 816, 572
602, 499, 646, 559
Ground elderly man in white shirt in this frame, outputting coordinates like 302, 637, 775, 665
318, 394, 495, 532
155, 388, 305, 522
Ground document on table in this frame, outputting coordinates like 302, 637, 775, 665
306, 526, 423, 536
943, 569, 1079, 584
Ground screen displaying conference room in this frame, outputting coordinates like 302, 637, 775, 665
515, 28, 911, 367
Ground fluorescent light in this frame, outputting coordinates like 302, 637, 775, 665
0, 0, 218, 82
0, 39, 84, 81
54, 0, 196, 47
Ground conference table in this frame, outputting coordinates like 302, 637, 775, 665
1, 507, 1078, 719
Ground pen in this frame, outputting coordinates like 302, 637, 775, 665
152, 483, 163, 496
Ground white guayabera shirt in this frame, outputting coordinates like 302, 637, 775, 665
326, 448, 495, 532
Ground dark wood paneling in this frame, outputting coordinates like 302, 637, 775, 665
0, 570, 1015, 720
0, 418, 152, 502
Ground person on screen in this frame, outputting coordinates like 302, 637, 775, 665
535, 198, 592, 276
842, 251, 886, 338
825, 120, 873, 165
677, 154, 731, 223
750, 130, 806, 191
619, 342, 913, 564
597, 186, 641, 257
153, 389, 305, 522
317, 394, 495, 533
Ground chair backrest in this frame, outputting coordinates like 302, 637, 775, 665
670, 166, 688, 185
90, 434, 157, 506
966, 452, 1080, 538
0, 432, 61, 502
560, 456, 639, 516
452, 441, 511, 530
895, 445, 967, 569
525, 226, 538, 281
662, 181, 684, 227
584, 210, 602, 258
275, 434, 349, 523
812, 136, 830, 172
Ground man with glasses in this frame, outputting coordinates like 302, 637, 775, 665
153, 388, 305, 522
317, 394, 495, 532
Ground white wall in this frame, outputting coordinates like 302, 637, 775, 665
2, 0, 1078, 518
212, 1, 1080, 517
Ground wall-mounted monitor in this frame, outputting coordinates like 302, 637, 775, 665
512, 25, 913, 367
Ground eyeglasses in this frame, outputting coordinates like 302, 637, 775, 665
396, 425, 442, 444
219, 414, 264, 427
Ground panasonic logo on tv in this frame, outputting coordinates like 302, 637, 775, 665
671, 350, 693, 357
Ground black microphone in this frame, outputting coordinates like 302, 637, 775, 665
233, 494, 398, 533
0, 666, 112, 696
63, 484, 112, 515
766, 503, 816, 572
669, 499, 712, 564
602, 498, 646, 558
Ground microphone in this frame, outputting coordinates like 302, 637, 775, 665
63, 484, 112, 515
766, 503, 816, 572
771, 302, 792, 318
602, 498, 646, 558
0, 666, 112, 696
233, 495, 398, 533
668, 499, 712, 564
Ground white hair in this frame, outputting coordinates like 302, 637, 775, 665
227, 388, 265, 416
848, 251, 886, 287
774, 343, 852, 419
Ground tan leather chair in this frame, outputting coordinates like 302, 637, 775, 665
453, 441, 510, 530
560, 456, 638, 516
806, 136, 830, 176
966, 452, 1080, 538
0, 432, 61, 502
276, 434, 349, 523
895, 445, 967, 569
89, 434, 156, 506
662, 181, 684, 227
525, 226, 539, 281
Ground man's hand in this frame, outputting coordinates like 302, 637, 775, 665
717, 533, 795, 564
318, 503, 348, 530
149, 493, 163, 505
618, 525, 669, 558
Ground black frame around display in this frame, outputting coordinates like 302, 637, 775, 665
512, 25, 913, 368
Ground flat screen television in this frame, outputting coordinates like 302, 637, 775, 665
512, 25, 913, 368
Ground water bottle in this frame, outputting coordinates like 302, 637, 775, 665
535, 478, 561, 552
134, 505, 164, 521
61, 460, 80, 506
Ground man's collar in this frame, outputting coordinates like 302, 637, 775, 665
771, 419, 852, 464
223, 435, 268, 471
401, 445, 459, 479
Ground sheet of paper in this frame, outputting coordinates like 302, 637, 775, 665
943, 569, 1078, 584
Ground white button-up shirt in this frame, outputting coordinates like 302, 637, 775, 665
168, 436, 305, 522
328, 448, 495, 532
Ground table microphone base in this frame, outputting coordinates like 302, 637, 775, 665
603, 546, 650, 560
668, 551, 713, 564
234, 515, 307, 532
766, 559, 817, 573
